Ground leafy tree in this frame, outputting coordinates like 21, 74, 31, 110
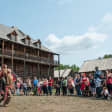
55, 64, 79, 72
103, 54, 112, 59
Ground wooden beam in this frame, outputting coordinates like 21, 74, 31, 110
11, 44, 14, 71
58, 54, 60, 78
24, 47, 26, 76
37, 63, 40, 78
2, 40, 4, 65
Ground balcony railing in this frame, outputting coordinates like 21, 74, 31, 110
0, 48, 59, 65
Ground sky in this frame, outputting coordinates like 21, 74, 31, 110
0, 0, 112, 67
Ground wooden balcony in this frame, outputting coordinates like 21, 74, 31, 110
0, 48, 59, 66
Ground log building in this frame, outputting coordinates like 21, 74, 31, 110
79, 58, 112, 74
0, 24, 60, 78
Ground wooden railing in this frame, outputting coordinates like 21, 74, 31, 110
0, 48, 59, 65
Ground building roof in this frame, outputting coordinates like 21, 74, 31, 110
54, 69, 72, 78
79, 58, 112, 73
0, 24, 57, 54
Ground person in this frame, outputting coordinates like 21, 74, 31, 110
62, 77, 67, 96
95, 76, 103, 98
0, 65, 13, 106
19, 77, 24, 95
48, 76, 53, 96
55, 78, 61, 96
37, 79, 41, 96
16, 80, 20, 96
89, 74, 96, 96
81, 73, 90, 96
75, 74, 81, 96
67, 77, 75, 96
106, 70, 112, 96
80, 73, 86, 96
94, 67, 101, 79
101, 87, 109, 99
23, 80, 28, 96
0, 66, 6, 103
27, 78, 32, 96
33, 77, 38, 95
42, 78, 48, 96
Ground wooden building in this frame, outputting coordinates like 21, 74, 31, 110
0, 24, 60, 78
79, 58, 112, 74
54, 69, 72, 79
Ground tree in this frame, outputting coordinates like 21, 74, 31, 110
55, 64, 79, 72
103, 54, 112, 59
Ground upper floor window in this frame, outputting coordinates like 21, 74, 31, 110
25, 38, 30, 45
7, 31, 17, 41
33, 39, 41, 48
11, 34, 16, 41
25, 35, 31, 45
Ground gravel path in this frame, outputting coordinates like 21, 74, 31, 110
0, 96, 112, 112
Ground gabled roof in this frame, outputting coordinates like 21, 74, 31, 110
79, 58, 112, 73
54, 69, 72, 78
0, 24, 56, 54
33, 39, 41, 44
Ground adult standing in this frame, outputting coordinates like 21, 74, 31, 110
75, 74, 81, 96
62, 78, 67, 96
0, 65, 13, 106
48, 76, 53, 96
106, 70, 112, 96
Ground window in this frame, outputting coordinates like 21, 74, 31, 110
7, 31, 17, 41
25, 39, 30, 45
11, 35, 16, 41
34, 43, 39, 48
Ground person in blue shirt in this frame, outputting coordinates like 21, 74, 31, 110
94, 67, 101, 79
33, 77, 38, 95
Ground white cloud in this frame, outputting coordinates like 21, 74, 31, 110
45, 32, 107, 54
45, 13, 112, 55
102, 13, 112, 24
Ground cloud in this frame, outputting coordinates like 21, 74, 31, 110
45, 32, 107, 54
45, 13, 112, 55
101, 13, 112, 24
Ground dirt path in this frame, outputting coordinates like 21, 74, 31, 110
0, 96, 112, 112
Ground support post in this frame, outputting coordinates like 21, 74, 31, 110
11, 44, 14, 71
2, 40, 4, 65
24, 47, 26, 76
58, 54, 60, 78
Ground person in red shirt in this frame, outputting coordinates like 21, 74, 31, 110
43, 78, 48, 96
106, 70, 112, 95
81, 73, 90, 96
48, 76, 53, 96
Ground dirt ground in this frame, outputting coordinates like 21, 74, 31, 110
0, 96, 112, 112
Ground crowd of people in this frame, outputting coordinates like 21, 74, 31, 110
0, 64, 112, 106
75, 67, 112, 99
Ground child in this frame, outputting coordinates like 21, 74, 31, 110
37, 80, 41, 96
101, 87, 109, 99
16, 80, 20, 96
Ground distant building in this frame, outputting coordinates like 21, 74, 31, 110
79, 58, 112, 73
0, 24, 60, 78
54, 69, 72, 79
